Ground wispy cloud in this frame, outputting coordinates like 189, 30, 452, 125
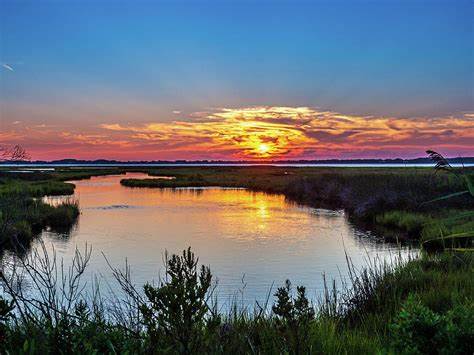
1, 63, 14, 71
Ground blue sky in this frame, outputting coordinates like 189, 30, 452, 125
0, 0, 473, 160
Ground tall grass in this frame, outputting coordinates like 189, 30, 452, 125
0, 192, 79, 251
0, 171, 82, 252
0, 244, 472, 354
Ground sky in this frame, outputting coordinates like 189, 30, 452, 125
0, 0, 473, 161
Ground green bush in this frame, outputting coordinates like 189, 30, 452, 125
140, 247, 219, 353
390, 296, 474, 355
272, 280, 315, 353
390, 295, 447, 354
444, 303, 474, 354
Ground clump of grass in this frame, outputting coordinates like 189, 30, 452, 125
0, 192, 79, 250
121, 177, 214, 188
40, 198, 80, 230
376, 211, 432, 237
0, 170, 83, 252
0, 180, 75, 197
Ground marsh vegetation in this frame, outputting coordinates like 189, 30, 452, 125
0, 152, 473, 353
0, 244, 472, 354
0, 168, 120, 251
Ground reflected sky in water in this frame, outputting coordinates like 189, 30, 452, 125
37, 173, 410, 307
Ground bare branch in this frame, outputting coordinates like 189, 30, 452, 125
0, 144, 30, 162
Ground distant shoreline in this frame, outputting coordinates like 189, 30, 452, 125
1, 156, 474, 168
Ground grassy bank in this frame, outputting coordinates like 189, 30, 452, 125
0, 170, 86, 250
121, 166, 474, 242
0, 192, 79, 250
0, 168, 124, 250
0, 247, 472, 354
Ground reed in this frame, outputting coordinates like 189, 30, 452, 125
0, 244, 471, 354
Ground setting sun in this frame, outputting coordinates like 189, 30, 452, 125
257, 143, 271, 155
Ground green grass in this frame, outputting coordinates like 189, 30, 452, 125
0, 249, 472, 354
0, 168, 124, 251
0, 179, 75, 197
0, 171, 84, 250
376, 210, 431, 233
0, 193, 80, 249
0, 166, 472, 353
50, 168, 123, 181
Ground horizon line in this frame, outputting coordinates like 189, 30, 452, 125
2, 155, 474, 165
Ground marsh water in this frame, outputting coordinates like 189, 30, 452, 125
32, 173, 410, 307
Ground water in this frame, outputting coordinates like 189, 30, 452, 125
28, 173, 410, 307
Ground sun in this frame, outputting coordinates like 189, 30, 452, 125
257, 143, 271, 155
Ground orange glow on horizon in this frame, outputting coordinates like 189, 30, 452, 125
1, 106, 473, 160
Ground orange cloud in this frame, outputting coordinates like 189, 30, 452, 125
2, 106, 473, 160
99, 106, 474, 159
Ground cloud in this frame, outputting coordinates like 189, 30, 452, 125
3, 106, 473, 160
1, 63, 14, 71
100, 108, 311, 158
99, 106, 474, 159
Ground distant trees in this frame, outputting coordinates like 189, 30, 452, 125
0, 144, 30, 162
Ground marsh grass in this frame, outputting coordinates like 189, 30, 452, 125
0, 164, 473, 352
0, 170, 85, 251
0, 244, 471, 354
0, 191, 79, 251
0, 180, 75, 197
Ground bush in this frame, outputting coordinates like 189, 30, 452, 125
444, 303, 474, 355
140, 247, 218, 353
390, 296, 474, 355
0, 296, 14, 347
272, 280, 315, 354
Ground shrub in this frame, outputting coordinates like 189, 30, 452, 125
444, 303, 474, 355
272, 280, 315, 354
390, 296, 474, 355
140, 247, 218, 353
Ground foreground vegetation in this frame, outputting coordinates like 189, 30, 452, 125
0, 246, 472, 354
0, 153, 472, 353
